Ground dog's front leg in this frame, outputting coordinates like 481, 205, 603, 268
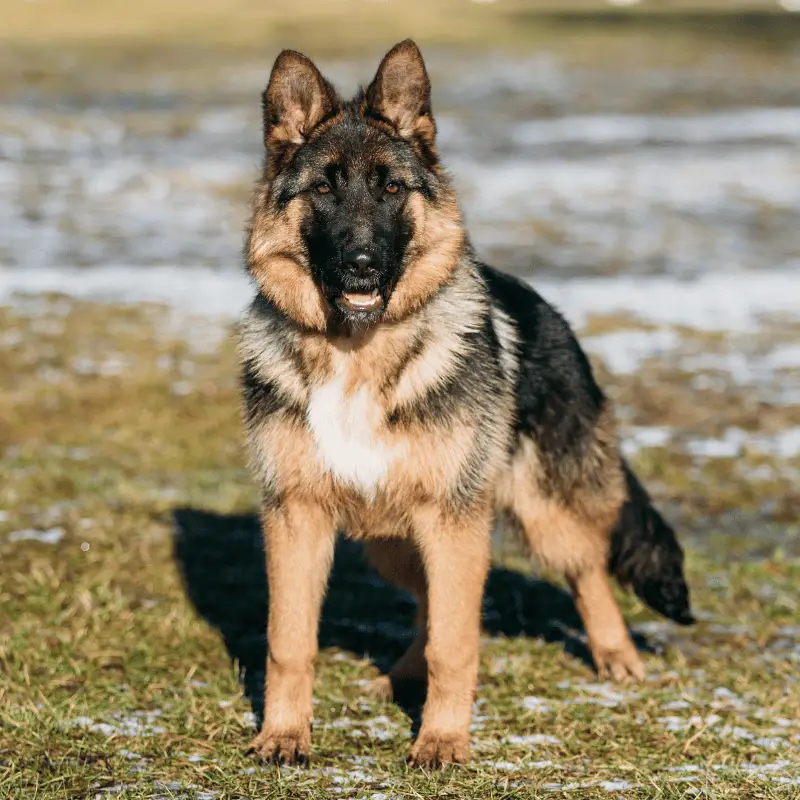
408, 502, 491, 768
248, 498, 335, 766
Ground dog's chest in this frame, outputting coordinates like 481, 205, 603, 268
306, 366, 403, 496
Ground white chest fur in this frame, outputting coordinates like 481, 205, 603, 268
306, 364, 402, 496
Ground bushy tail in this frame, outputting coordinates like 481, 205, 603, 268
609, 461, 695, 626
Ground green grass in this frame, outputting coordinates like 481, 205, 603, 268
1, 298, 798, 798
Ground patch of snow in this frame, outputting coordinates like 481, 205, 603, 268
489, 760, 523, 771
597, 780, 636, 791
662, 700, 692, 711
621, 426, 672, 457
711, 687, 747, 710
565, 682, 637, 708
584, 328, 680, 374
362, 715, 400, 742
686, 427, 800, 459
67, 710, 165, 737
537, 271, 800, 333
658, 714, 722, 732
685, 429, 749, 459
512, 107, 800, 149
504, 733, 561, 746
666, 765, 703, 773
8, 527, 65, 544
767, 343, 800, 369
520, 696, 553, 713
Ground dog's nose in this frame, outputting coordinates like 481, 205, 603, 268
343, 250, 378, 278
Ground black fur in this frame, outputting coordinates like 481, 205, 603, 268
482, 265, 694, 626
610, 463, 695, 625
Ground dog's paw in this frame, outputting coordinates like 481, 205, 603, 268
247, 727, 310, 767
592, 640, 646, 683
407, 732, 469, 769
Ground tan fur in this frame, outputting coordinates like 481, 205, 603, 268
409, 501, 491, 763
242, 266, 514, 766
494, 408, 643, 680
383, 192, 466, 323
495, 418, 624, 577
248, 199, 330, 332
248, 498, 336, 763
570, 567, 645, 682
245, 304, 510, 517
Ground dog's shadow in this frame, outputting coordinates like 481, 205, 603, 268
172, 508, 653, 728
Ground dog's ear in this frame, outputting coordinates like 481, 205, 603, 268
364, 39, 437, 164
262, 50, 339, 176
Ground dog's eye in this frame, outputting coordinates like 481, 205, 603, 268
385, 181, 400, 195
315, 182, 332, 195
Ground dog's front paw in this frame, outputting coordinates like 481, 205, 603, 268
591, 639, 646, 683
407, 731, 469, 769
247, 726, 311, 767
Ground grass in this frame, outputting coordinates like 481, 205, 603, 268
1, 298, 798, 799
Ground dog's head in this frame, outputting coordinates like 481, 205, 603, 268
247, 40, 465, 333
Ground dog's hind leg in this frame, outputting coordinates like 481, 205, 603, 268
568, 564, 644, 682
515, 497, 643, 681
498, 441, 645, 682
362, 538, 429, 698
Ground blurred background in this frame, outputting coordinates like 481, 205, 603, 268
1, 3, 800, 797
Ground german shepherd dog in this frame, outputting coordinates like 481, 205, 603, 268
239, 40, 694, 768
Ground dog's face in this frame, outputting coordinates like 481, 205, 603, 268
247, 40, 465, 333
289, 116, 428, 327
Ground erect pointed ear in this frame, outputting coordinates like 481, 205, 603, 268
262, 50, 340, 176
364, 40, 437, 164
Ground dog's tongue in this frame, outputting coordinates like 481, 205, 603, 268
341, 290, 383, 312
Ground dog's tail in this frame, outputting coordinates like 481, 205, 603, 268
609, 461, 695, 625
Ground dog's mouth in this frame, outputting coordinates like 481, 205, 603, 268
335, 289, 385, 315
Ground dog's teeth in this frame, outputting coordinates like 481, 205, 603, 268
342, 291, 381, 309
